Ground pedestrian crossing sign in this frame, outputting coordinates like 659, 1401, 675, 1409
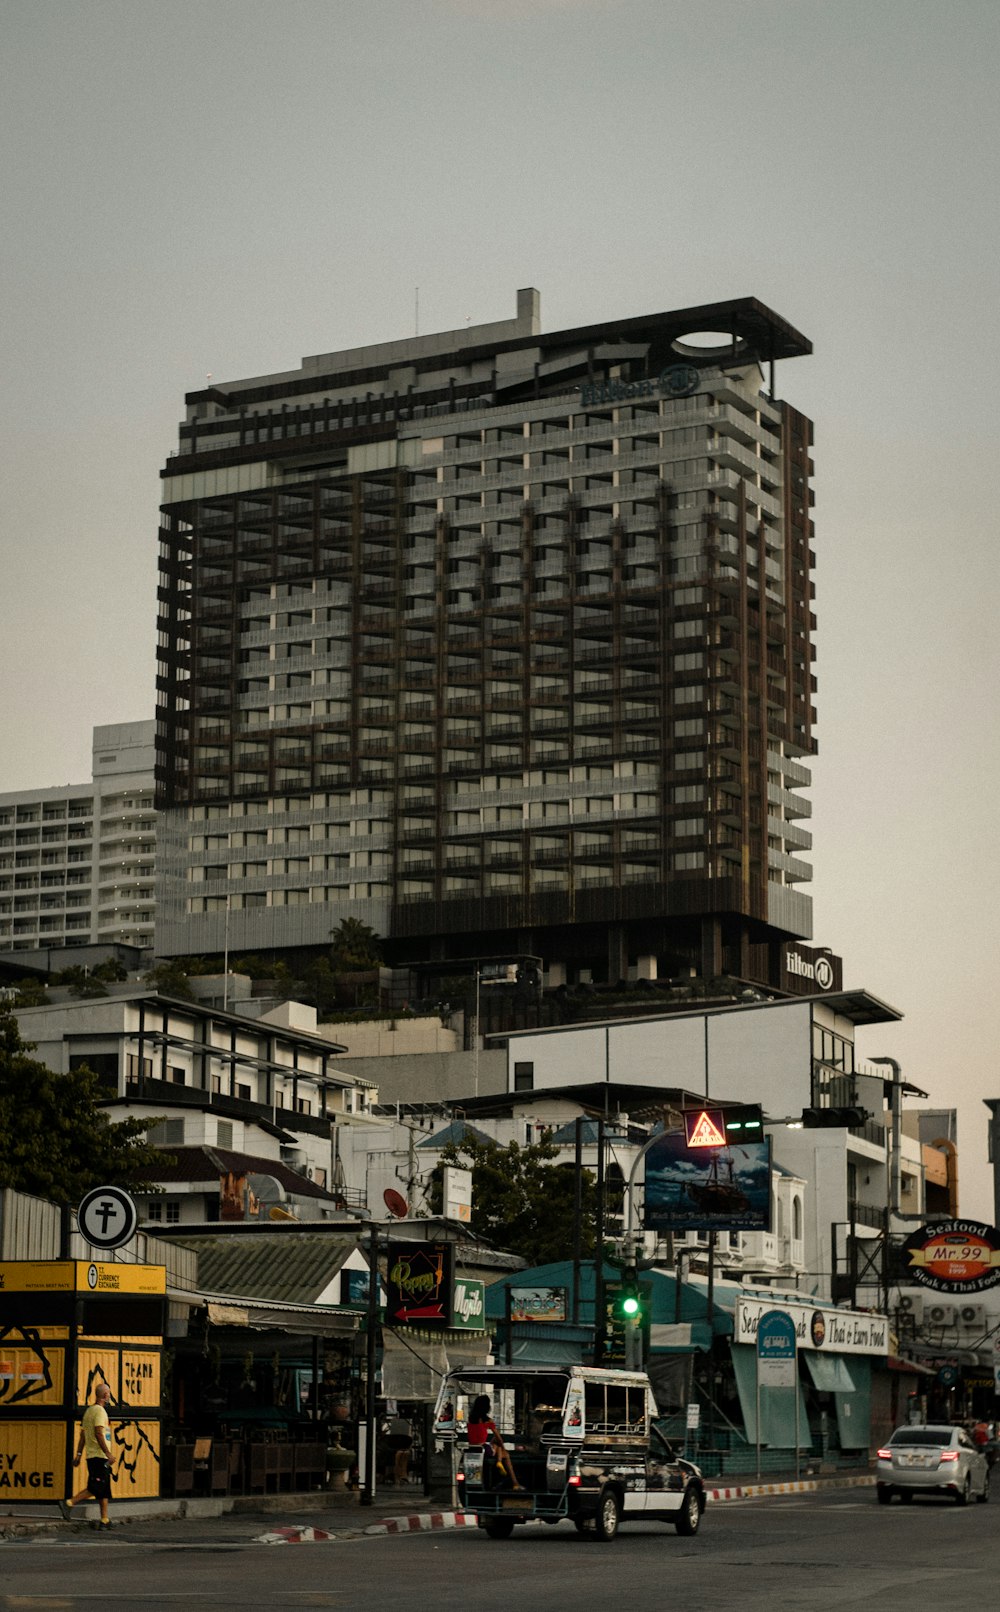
684, 1109, 727, 1148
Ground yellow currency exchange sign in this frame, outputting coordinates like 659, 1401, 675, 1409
0, 1262, 165, 1295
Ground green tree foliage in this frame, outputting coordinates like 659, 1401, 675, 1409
141, 960, 196, 1000
91, 958, 128, 984
295, 955, 340, 1017
329, 918, 383, 971
0, 1007, 171, 1204
52, 964, 107, 998
427, 1134, 597, 1267
9, 976, 50, 1007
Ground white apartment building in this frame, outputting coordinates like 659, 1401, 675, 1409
12, 989, 379, 1227
0, 721, 156, 955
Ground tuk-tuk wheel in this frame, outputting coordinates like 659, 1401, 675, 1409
483, 1517, 516, 1540
594, 1487, 621, 1541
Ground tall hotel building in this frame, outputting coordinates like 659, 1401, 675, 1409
155, 291, 816, 990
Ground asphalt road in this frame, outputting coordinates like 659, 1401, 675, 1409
2, 1488, 997, 1612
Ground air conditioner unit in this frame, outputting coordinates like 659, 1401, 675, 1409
897, 1293, 922, 1320
958, 1303, 986, 1329
925, 1301, 958, 1327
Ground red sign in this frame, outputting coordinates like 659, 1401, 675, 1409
902, 1221, 1000, 1293
684, 1110, 727, 1149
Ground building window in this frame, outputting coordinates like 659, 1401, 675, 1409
672, 850, 705, 870
216, 1120, 233, 1149
673, 818, 704, 837
149, 1118, 184, 1145
169, 1066, 186, 1085
145, 1201, 162, 1222
236, 1082, 252, 1101
164, 1200, 181, 1225
513, 1061, 534, 1092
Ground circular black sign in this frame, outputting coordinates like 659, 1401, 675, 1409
77, 1185, 138, 1250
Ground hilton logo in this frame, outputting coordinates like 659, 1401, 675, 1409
786, 950, 835, 990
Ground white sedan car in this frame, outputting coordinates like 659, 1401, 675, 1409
875, 1425, 990, 1505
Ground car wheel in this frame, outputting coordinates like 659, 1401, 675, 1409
898, 1489, 914, 1504
483, 1518, 516, 1539
955, 1474, 972, 1506
876, 1485, 893, 1505
976, 1470, 990, 1504
674, 1484, 702, 1536
594, 1487, 621, 1542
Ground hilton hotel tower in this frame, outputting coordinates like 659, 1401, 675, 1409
155, 291, 816, 991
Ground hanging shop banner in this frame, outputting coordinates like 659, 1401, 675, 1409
385, 1242, 454, 1327
643, 1130, 771, 1232
900, 1221, 1000, 1294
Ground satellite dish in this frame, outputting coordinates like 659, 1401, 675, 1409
384, 1188, 409, 1218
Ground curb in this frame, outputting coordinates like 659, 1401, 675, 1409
707, 1474, 874, 1502
364, 1511, 476, 1537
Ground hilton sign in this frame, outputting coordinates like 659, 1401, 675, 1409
783, 946, 841, 994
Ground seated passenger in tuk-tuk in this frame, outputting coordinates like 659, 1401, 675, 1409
467, 1395, 523, 1489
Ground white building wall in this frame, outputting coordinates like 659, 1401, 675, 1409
771, 1128, 851, 1302
507, 999, 814, 1117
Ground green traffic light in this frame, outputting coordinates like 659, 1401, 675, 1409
621, 1294, 640, 1317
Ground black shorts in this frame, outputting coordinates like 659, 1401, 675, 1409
85, 1457, 112, 1501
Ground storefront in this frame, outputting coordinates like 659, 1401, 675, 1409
161, 1290, 360, 1497
730, 1295, 888, 1457
0, 1259, 165, 1504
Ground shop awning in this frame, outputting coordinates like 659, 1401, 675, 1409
200, 1295, 358, 1338
508, 1338, 581, 1365
803, 1352, 857, 1394
650, 1322, 713, 1354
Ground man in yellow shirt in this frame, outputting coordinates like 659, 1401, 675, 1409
60, 1382, 113, 1527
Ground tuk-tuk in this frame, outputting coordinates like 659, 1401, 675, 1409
433, 1364, 705, 1541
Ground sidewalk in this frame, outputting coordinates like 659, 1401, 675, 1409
2, 1469, 874, 1544
1, 1484, 442, 1542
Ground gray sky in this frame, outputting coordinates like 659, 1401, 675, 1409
2, 1, 998, 1218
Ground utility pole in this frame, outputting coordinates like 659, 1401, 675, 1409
360, 1224, 379, 1506
593, 1115, 605, 1364
870, 1057, 902, 1314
